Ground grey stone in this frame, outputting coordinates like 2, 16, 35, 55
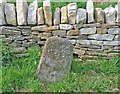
90, 40, 103, 45
52, 30, 66, 37
61, 6, 68, 24
78, 35, 88, 40
68, 3, 77, 24
22, 29, 31, 35
16, 0, 28, 25
2, 29, 21, 35
17, 26, 31, 29
10, 47, 27, 54
43, 0, 52, 26
88, 34, 115, 40
38, 7, 44, 25
37, 36, 73, 82
86, 0, 94, 23
0, 1, 6, 25
95, 8, 105, 23
83, 23, 101, 28
108, 28, 120, 34
66, 36, 79, 39
114, 35, 120, 40
68, 40, 76, 45
76, 8, 86, 24
73, 49, 85, 55
54, 8, 60, 25
114, 46, 120, 50
104, 6, 116, 24
73, 24, 84, 30
31, 25, 47, 31
80, 27, 96, 35
27, 0, 38, 25
103, 41, 120, 46
115, 0, 120, 23
59, 24, 73, 30
5, 3, 17, 26
77, 40, 91, 45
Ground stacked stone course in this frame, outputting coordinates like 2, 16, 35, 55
0, 0, 120, 59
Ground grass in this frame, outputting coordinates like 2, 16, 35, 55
2, 45, 119, 92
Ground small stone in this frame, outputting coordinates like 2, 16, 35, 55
77, 40, 91, 45
27, 0, 38, 25
86, 0, 94, 23
37, 36, 73, 82
95, 8, 105, 23
108, 28, 120, 34
114, 35, 120, 40
59, 24, 73, 30
80, 27, 96, 35
97, 28, 108, 34
83, 23, 101, 28
76, 8, 87, 24
0, 1, 6, 25
16, 0, 28, 25
45, 25, 59, 32
43, 0, 52, 26
90, 40, 103, 45
67, 30, 79, 36
31, 25, 47, 31
68, 40, 76, 45
68, 3, 77, 24
66, 36, 79, 39
103, 41, 120, 46
73, 49, 85, 55
104, 5, 116, 24
88, 34, 114, 40
5, 3, 17, 25
52, 30, 66, 37
61, 6, 68, 24
10, 47, 27, 54
38, 7, 44, 25
115, 0, 120, 23
22, 29, 31, 35
73, 24, 84, 30
54, 8, 60, 25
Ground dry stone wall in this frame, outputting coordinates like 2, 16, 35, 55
0, 0, 120, 59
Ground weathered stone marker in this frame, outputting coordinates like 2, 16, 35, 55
37, 36, 73, 82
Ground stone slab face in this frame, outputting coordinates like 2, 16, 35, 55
16, 0, 28, 25
27, 0, 38, 25
86, 0, 94, 23
59, 24, 73, 30
76, 8, 86, 24
104, 6, 116, 24
95, 8, 104, 23
38, 7, 44, 25
0, 1, 6, 25
37, 36, 73, 82
115, 0, 120, 23
5, 3, 17, 26
31, 25, 47, 31
88, 34, 115, 41
61, 6, 68, 24
80, 27, 96, 35
68, 3, 77, 24
43, 0, 52, 26
54, 8, 60, 25
108, 28, 120, 34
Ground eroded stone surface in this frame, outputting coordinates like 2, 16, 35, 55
16, 0, 28, 25
80, 27, 96, 35
54, 8, 60, 25
61, 6, 68, 24
5, 3, 17, 25
37, 36, 73, 82
38, 7, 44, 25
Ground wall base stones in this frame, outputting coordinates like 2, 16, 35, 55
1, 23, 120, 59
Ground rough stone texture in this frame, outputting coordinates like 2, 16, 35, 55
38, 7, 44, 25
52, 30, 66, 37
97, 28, 108, 34
43, 0, 52, 26
59, 24, 73, 30
95, 8, 105, 23
114, 35, 120, 40
80, 27, 96, 35
61, 6, 68, 24
73, 24, 84, 30
86, 0, 94, 23
67, 30, 79, 36
76, 8, 86, 24
27, 0, 38, 25
5, 3, 17, 26
68, 3, 77, 24
104, 6, 116, 24
115, 0, 120, 23
45, 25, 59, 32
37, 36, 73, 82
108, 28, 120, 34
88, 34, 115, 40
16, 0, 28, 25
0, 1, 6, 25
73, 49, 85, 55
103, 41, 120, 46
31, 25, 47, 31
54, 8, 60, 25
